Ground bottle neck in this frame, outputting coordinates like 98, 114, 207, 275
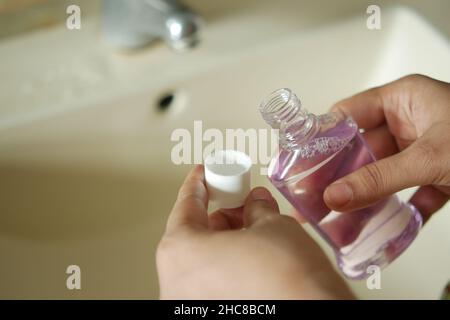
259, 88, 317, 150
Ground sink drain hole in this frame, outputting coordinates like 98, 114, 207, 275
156, 92, 175, 112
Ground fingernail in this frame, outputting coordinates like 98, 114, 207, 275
324, 182, 353, 208
251, 187, 272, 201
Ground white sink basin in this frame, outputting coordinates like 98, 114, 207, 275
0, 6, 449, 299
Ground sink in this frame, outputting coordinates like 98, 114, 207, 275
0, 5, 449, 299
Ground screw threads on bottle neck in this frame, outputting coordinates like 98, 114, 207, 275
259, 88, 316, 149
259, 88, 307, 129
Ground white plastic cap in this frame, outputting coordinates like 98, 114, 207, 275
204, 150, 252, 209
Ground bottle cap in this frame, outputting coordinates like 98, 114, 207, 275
204, 150, 252, 209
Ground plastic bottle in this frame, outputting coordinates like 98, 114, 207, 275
259, 88, 422, 279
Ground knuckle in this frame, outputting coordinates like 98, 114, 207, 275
394, 74, 430, 94
411, 142, 438, 171
357, 163, 386, 195
405, 73, 426, 81
402, 74, 429, 85
411, 140, 448, 184
331, 101, 345, 113
413, 140, 437, 160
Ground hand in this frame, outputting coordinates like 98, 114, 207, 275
324, 74, 450, 222
157, 165, 354, 299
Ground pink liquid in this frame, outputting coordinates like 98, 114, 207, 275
268, 116, 422, 279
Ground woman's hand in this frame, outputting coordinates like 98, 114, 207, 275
157, 165, 354, 299
324, 75, 450, 222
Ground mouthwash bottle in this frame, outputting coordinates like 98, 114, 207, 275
259, 88, 422, 279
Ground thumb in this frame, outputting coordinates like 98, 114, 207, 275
324, 142, 435, 211
243, 187, 280, 227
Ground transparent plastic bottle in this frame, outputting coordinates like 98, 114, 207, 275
259, 88, 422, 279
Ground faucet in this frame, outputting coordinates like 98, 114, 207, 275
102, 0, 201, 51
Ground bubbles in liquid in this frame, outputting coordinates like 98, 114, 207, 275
298, 136, 352, 159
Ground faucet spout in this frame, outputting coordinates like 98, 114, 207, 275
102, 0, 201, 51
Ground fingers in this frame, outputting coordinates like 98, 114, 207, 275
243, 187, 280, 227
410, 185, 450, 223
210, 187, 280, 230
362, 125, 399, 159
166, 165, 209, 234
167, 167, 281, 233
331, 86, 387, 130
208, 207, 244, 231
208, 211, 231, 231
327, 75, 450, 214
330, 76, 421, 131
323, 144, 435, 211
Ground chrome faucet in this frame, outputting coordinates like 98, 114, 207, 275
102, 0, 201, 51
